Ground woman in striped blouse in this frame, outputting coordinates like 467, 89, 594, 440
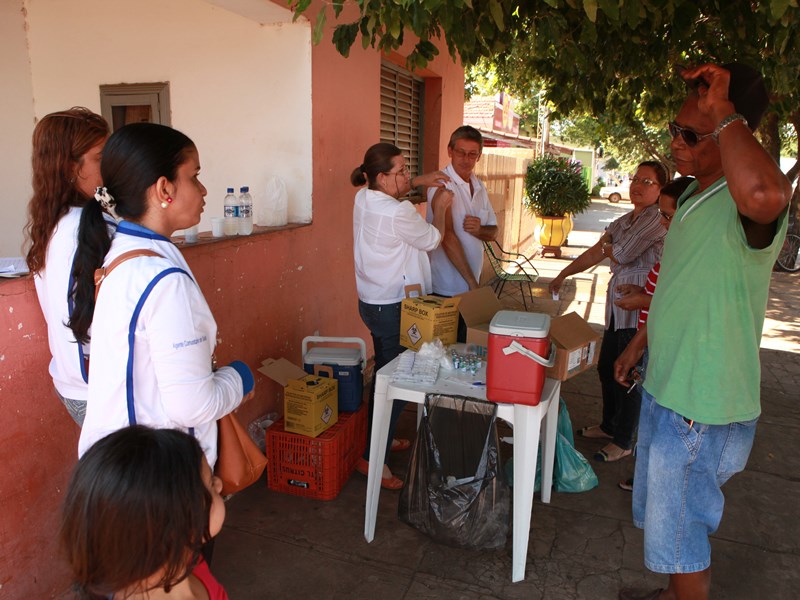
549, 161, 668, 462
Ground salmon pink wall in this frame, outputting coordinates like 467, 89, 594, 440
0, 8, 464, 597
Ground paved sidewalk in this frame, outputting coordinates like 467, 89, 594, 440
214, 204, 800, 599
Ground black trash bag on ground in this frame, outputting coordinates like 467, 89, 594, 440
398, 394, 510, 549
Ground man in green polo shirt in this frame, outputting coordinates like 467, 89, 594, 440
614, 63, 791, 600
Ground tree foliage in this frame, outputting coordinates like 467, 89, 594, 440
291, 0, 800, 177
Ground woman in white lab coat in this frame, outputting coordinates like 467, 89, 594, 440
24, 107, 110, 426
69, 122, 253, 467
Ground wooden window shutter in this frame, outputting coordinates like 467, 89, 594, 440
380, 62, 424, 196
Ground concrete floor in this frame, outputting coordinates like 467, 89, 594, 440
212, 200, 800, 599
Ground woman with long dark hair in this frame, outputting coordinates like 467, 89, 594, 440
351, 142, 451, 489
70, 122, 253, 466
24, 107, 110, 425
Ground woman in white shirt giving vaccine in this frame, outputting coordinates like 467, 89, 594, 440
351, 142, 451, 489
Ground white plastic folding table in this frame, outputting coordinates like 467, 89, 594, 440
363, 351, 561, 582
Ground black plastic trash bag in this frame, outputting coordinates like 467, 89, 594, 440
399, 394, 510, 550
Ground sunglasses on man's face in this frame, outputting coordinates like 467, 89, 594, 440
668, 122, 714, 148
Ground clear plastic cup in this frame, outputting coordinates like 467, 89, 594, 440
211, 217, 225, 238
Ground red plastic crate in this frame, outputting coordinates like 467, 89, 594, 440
266, 403, 367, 500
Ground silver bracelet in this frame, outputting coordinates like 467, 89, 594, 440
713, 113, 748, 144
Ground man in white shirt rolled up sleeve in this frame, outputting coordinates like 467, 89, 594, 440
427, 126, 498, 340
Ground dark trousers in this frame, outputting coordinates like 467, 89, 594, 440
358, 300, 407, 464
597, 318, 641, 450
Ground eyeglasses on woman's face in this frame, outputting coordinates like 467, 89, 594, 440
668, 121, 714, 147
631, 176, 659, 186
658, 208, 674, 221
385, 166, 410, 178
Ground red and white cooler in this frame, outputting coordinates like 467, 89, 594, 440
486, 310, 554, 406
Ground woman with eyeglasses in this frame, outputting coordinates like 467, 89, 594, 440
612, 176, 694, 492
24, 108, 111, 426
614, 176, 695, 328
350, 142, 451, 489
549, 160, 668, 463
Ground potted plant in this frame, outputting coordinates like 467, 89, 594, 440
523, 154, 591, 256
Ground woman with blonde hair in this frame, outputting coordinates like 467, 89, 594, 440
25, 107, 110, 425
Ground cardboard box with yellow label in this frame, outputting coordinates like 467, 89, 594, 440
400, 293, 460, 350
259, 358, 338, 437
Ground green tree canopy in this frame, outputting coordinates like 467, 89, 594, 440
292, 0, 799, 176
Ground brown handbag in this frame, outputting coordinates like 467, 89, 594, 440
216, 411, 268, 495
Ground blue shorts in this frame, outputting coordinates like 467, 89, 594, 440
633, 388, 757, 574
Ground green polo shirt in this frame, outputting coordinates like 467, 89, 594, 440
646, 177, 787, 424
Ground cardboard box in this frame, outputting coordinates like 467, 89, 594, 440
457, 286, 503, 348
259, 358, 338, 437
400, 295, 460, 350
545, 312, 602, 381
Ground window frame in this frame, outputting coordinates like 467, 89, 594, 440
99, 82, 171, 130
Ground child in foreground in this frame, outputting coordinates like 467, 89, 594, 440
60, 426, 228, 599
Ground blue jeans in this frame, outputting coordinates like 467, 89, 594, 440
358, 300, 407, 464
633, 388, 757, 573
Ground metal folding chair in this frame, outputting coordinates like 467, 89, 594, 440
483, 241, 539, 310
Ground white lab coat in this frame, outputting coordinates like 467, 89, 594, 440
79, 221, 243, 467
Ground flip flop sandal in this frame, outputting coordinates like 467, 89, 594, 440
618, 478, 634, 492
355, 458, 404, 491
390, 438, 411, 452
578, 425, 613, 440
594, 445, 633, 462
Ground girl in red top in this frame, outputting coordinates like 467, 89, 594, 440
60, 426, 229, 599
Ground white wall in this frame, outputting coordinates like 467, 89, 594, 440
0, 2, 36, 257
0, 0, 311, 255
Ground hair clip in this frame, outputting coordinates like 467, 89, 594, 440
94, 186, 116, 211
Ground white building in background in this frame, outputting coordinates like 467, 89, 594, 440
0, 0, 313, 257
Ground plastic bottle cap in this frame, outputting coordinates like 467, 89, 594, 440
240, 186, 249, 192
227, 188, 234, 193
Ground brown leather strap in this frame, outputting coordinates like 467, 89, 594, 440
94, 249, 164, 301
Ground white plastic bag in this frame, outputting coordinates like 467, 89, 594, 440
257, 176, 288, 226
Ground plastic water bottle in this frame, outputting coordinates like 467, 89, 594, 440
223, 188, 238, 236
238, 186, 253, 235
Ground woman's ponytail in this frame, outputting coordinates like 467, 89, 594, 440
69, 200, 112, 344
